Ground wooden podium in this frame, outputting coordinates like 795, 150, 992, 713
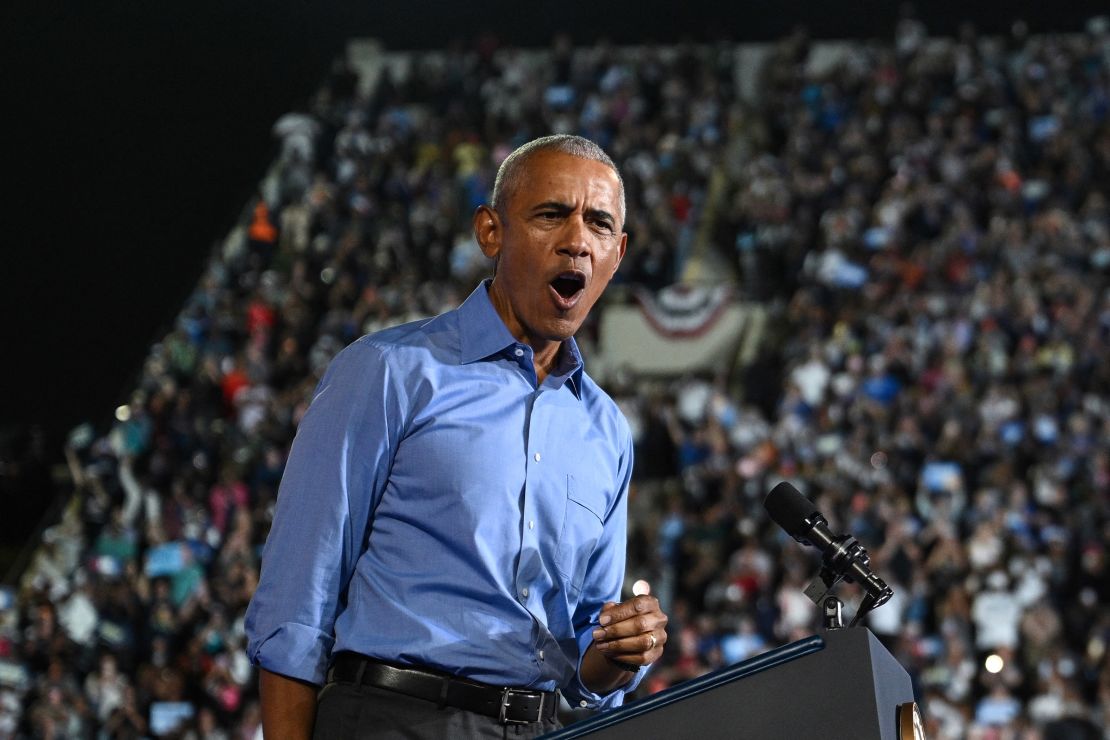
543, 628, 917, 740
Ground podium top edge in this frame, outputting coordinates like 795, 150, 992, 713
541, 634, 826, 739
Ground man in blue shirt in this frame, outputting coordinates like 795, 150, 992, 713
246, 135, 669, 739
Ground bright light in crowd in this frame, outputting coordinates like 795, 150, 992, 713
115, 405, 131, 422
985, 654, 1004, 674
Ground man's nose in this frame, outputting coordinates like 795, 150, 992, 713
556, 217, 592, 259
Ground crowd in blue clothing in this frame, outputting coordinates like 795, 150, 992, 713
1, 12, 1108, 739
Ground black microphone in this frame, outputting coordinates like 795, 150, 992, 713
764, 481, 893, 608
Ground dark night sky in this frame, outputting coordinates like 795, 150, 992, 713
0, 0, 1105, 543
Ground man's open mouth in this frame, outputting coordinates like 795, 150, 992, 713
550, 272, 586, 299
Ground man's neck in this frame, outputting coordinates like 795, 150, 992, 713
532, 341, 562, 385
485, 280, 564, 385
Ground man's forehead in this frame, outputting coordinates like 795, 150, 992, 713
514, 152, 622, 206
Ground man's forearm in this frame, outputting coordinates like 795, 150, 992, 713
260, 668, 319, 740
580, 643, 637, 695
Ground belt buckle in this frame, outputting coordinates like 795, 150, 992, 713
498, 688, 543, 725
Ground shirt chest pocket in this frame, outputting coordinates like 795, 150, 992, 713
555, 474, 606, 599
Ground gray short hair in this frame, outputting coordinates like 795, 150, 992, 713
491, 135, 626, 227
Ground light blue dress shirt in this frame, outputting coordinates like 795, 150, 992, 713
245, 281, 641, 708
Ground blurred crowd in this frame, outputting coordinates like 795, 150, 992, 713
2, 11, 1108, 739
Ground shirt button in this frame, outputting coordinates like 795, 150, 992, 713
528, 520, 535, 530
521, 587, 529, 598
534, 452, 541, 462
539, 650, 545, 661
514, 348, 524, 357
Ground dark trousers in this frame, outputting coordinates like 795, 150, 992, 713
312, 682, 562, 740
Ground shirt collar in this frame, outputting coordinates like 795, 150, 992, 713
457, 280, 585, 399
553, 336, 585, 399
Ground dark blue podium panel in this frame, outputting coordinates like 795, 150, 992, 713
545, 628, 913, 740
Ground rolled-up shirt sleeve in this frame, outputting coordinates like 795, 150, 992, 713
568, 428, 646, 708
244, 340, 407, 686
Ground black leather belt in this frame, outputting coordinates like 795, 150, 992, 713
328, 653, 559, 725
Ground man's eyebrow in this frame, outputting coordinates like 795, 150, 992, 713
530, 200, 573, 214
530, 201, 617, 226
584, 207, 616, 225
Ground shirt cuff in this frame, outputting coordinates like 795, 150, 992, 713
246, 621, 335, 687
567, 623, 647, 710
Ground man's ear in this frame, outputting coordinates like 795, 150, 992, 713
473, 205, 502, 261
